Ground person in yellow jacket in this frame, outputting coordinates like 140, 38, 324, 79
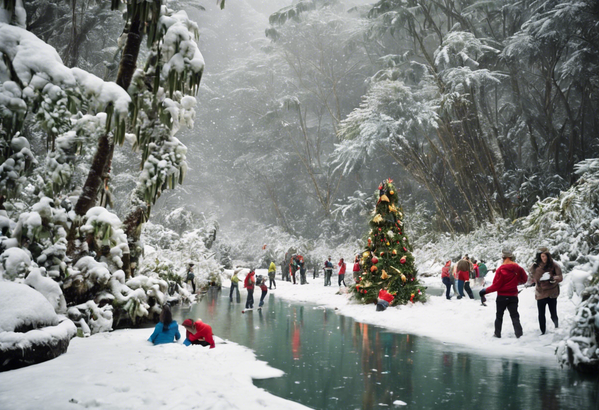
230, 270, 241, 302
268, 261, 277, 289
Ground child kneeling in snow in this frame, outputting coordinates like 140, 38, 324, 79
182, 318, 215, 348
148, 305, 181, 345
376, 289, 394, 311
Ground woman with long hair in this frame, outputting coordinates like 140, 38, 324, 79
148, 304, 181, 345
527, 247, 563, 335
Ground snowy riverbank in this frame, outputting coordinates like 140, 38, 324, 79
247, 267, 577, 362
0, 267, 578, 410
0, 328, 310, 410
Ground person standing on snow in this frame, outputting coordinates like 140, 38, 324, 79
479, 249, 528, 338
244, 269, 256, 309
324, 257, 334, 286
441, 260, 452, 300
230, 270, 241, 302
472, 259, 480, 283
268, 261, 277, 289
299, 255, 308, 284
289, 256, 298, 284
527, 247, 563, 335
352, 255, 361, 282
455, 256, 474, 299
478, 260, 488, 286
338, 258, 347, 287
185, 262, 196, 293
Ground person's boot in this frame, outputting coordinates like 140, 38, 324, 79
553, 318, 559, 329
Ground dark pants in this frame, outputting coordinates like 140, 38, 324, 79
442, 277, 452, 299
268, 276, 276, 289
376, 299, 389, 311
300, 269, 308, 284
229, 283, 240, 302
291, 270, 296, 284
495, 296, 523, 338
537, 297, 558, 334
457, 280, 474, 299
190, 339, 210, 347
324, 269, 332, 286
338, 274, 346, 287
259, 290, 267, 307
245, 288, 254, 309
187, 277, 196, 293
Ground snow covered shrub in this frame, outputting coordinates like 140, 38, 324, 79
522, 159, 599, 269
140, 220, 224, 294
0, 281, 76, 371
0, 246, 31, 279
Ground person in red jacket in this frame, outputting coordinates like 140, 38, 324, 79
182, 318, 215, 348
338, 258, 347, 287
441, 260, 452, 300
352, 255, 361, 281
479, 249, 528, 338
376, 289, 394, 311
244, 269, 256, 309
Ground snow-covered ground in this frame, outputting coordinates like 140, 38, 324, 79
0, 328, 310, 410
247, 267, 576, 361
0, 265, 578, 410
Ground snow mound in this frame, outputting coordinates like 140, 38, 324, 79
0, 281, 76, 371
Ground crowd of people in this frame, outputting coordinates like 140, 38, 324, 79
148, 246, 562, 348
443, 247, 563, 338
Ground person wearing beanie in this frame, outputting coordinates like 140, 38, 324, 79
182, 318, 215, 348
479, 249, 528, 338
526, 247, 563, 334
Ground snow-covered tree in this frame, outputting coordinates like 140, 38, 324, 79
0, 0, 211, 335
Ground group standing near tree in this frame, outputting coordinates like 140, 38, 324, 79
439, 246, 563, 339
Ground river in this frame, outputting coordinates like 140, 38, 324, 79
172, 288, 599, 410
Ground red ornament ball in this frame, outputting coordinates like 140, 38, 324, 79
371, 256, 379, 264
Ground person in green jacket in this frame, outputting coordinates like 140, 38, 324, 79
230, 270, 241, 302
478, 260, 488, 286
268, 261, 277, 289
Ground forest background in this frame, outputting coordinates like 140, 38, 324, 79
0, 0, 598, 372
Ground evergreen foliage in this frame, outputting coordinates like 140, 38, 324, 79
352, 179, 425, 304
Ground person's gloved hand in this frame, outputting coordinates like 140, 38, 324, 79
479, 288, 487, 303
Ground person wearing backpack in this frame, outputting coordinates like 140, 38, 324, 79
323, 257, 333, 286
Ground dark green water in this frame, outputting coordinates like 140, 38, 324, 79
173, 288, 599, 410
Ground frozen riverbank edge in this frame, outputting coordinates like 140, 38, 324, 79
0, 326, 311, 410
248, 267, 577, 365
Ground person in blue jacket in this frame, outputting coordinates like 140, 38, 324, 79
148, 304, 181, 345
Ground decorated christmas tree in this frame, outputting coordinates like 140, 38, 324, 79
352, 179, 426, 305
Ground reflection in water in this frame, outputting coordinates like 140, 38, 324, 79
172, 290, 599, 410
